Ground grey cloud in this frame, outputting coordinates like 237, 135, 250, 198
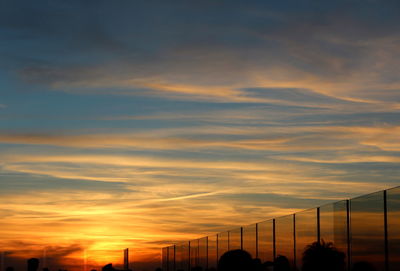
2, 0, 399, 102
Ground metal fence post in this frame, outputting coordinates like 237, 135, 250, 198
317, 207, 320, 244
293, 214, 296, 270
346, 199, 351, 271
273, 219, 276, 260
255, 223, 259, 259
384, 190, 389, 271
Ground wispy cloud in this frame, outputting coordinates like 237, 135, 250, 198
1, 124, 400, 152
279, 154, 400, 164
18, 60, 400, 109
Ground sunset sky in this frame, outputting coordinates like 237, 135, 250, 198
1, 1, 400, 270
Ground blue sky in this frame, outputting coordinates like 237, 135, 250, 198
1, 0, 400, 269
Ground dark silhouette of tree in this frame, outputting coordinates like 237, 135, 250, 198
252, 258, 262, 271
274, 255, 290, 271
27, 258, 39, 271
301, 241, 345, 271
218, 250, 254, 271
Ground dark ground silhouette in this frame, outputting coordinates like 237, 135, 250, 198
273, 255, 290, 271
4, 241, 379, 271
351, 261, 377, 271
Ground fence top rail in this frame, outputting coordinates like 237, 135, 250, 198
317, 198, 347, 209
350, 189, 385, 201
386, 185, 400, 192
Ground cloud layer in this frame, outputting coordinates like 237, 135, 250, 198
1, 1, 400, 270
